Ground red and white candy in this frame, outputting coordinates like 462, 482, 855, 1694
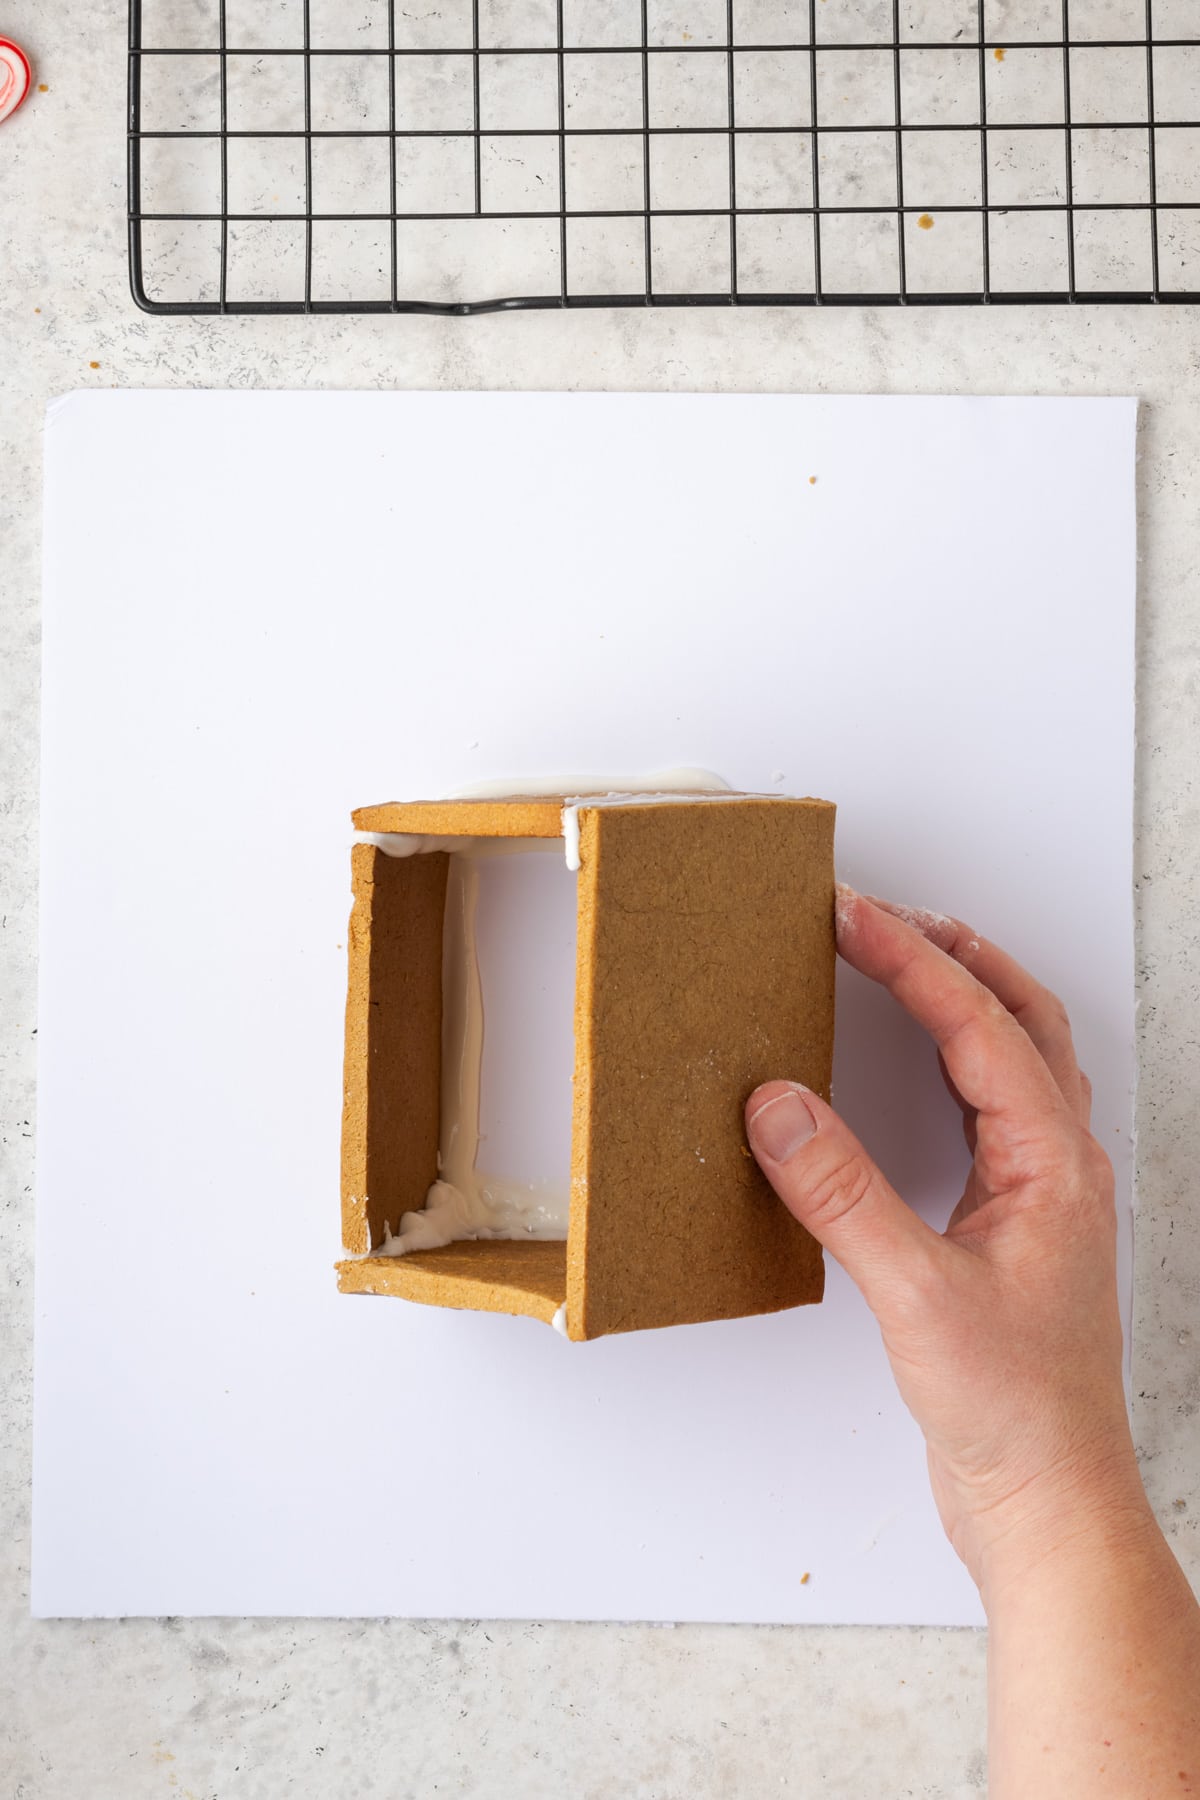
0, 36, 31, 126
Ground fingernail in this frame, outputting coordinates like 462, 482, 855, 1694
747, 1087, 818, 1163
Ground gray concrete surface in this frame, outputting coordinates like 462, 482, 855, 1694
2, 5, 1198, 1796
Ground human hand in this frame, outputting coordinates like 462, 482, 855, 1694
746, 887, 1149, 1602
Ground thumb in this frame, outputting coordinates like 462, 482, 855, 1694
745, 1080, 946, 1314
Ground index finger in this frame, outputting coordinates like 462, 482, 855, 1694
864, 894, 1084, 1115
835, 886, 1069, 1126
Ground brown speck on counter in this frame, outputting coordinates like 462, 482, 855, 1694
808, 475, 817, 485
800, 1571, 811, 1584
38, 82, 48, 92
89, 360, 100, 369
918, 213, 934, 230
994, 45, 1006, 61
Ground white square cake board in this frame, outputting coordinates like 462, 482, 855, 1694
34, 392, 1137, 1623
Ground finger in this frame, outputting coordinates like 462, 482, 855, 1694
836, 887, 1068, 1130
936, 1048, 973, 1120
866, 896, 1082, 1113
745, 1080, 947, 1315
935, 1051, 979, 1160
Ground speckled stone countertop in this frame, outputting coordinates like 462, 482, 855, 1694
2, 8, 1197, 1796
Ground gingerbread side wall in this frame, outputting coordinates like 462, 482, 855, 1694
338, 1239, 566, 1324
566, 800, 835, 1340
352, 798, 566, 837
340, 843, 449, 1254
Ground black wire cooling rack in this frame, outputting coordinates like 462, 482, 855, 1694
128, 0, 1200, 313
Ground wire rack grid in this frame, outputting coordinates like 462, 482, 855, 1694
129, 0, 1200, 313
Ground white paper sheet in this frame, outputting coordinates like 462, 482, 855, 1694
34, 392, 1137, 1623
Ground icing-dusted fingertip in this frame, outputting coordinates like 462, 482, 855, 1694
834, 881, 859, 936
864, 894, 951, 932
862, 893, 959, 951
